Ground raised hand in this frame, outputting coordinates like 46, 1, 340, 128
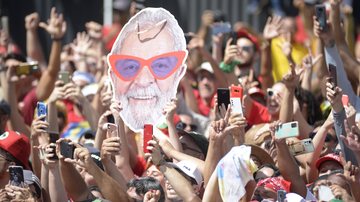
48, 80, 66, 104
70, 32, 93, 58
263, 16, 283, 41
223, 38, 238, 64
39, 7, 66, 40
63, 82, 84, 104
325, 79, 343, 113
163, 98, 177, 121
30, 115, 49, 138
282, 64, 303, 89
100, 137, 121, 160
25, 12, 40, 31
85, 21, 103, 40
143, 190, 161, 202
187, 35, 205, 50
201, 10, 214, 27
342, 121, 360, 151
146, 140, 163, 166
38, 144, 58, 169
313, 16, 334, 46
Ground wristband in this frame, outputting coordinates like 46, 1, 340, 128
219, 61, 239, 73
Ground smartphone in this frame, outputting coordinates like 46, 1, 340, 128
315, 5, 327, 31
105, 123, 118, 137
107, 115, 115, 124
288, 138, 315, 156
49, 133, 59, 160
37, 102, 47, 121
230, 31, 238, 45
15, 62, 39, 76
277, 190, 286, 202
328, 64, 337, 87
60, 141, 75, 159
217, 88, 230, 111
9, 166, 24, 187
342, 94, 349, 106
318, 185, 335, 201
212, 22, 232, 35
230, 85, 243, 115
143, 124, 153, 153
58, 71, 70, 84
275, 121, 299, 139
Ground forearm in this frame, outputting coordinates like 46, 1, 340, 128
94, 128, 106, 150
259, 44, 274, 91
41, 164, 50, 202
279, 88, 294, 123
301, 69, 312, 91
204, 140, 223, 186
182, 83, 200, 114
101, 158, 128, 190
87, 161, 131, 202
59, 160, 90, 201
26, 30, 46, 66
293, 107, 314, 139
159, 163, 201, 202
168, 149, 205, 175
49, 167, 67, 202
276, 141, 307, 197
199, 48, 228, 87
30, 138, 42, 179
36, 41, 61, 101
167, 119, 182, 152
330, 3, 347, 46
47, 102, 59, 133
202, 168, 221, 202
78, 97, 99, 131
349, 181, 360, 202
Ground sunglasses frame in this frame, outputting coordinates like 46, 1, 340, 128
108, 51, 187, 81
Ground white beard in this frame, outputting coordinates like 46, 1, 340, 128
115, 81, 175, 132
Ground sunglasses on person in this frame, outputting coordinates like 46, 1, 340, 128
237, 45, 253, 53
176, 121, 197, 131
108, 51, 187, 81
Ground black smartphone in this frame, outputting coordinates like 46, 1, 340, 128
60, 141, 75, 159
49, 133, 59, 160
184, 33, 193, 45
9, 166, 24, 187
230, 31, 238, 45
329, 64, 337, 87
315, 5, 327, 31
217, 88, 230, 111
107, 114, 115, 124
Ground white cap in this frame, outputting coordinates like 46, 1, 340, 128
197, 62, 214, 74
170, 160, 203, 185
81, 83, 99, 97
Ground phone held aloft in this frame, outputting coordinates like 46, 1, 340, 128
9, 166, 24, 187
60, 141, 75, 159
15, 62, 39, 76
288, 138, 315, 156
143, 124, 153, 154
274, 121, 299, 139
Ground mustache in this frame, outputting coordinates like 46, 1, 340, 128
125, 83, 162, 98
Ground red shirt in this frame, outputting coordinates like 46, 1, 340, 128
21, 88, 38, 126
193, 90, 215, 117
246, 100, 271, 126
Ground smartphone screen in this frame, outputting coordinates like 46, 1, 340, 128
217, 88, 230, 111
315, 5, 327, 31
37, 102, 47, 121
58, 71, 70, 84
9, 166, 24, 187
328, 64, 337, 87
212, 22, 231, 35
318, 185, 335, 201
60, 141, 75, 159
143, 124, 153, 153
107, 115, 115, 124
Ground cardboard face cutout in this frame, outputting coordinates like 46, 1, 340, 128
107, 7, 188, 132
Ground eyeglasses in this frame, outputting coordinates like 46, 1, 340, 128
237, 45, 253, 53
176, 121, 197, 131
108, 51, 187, 81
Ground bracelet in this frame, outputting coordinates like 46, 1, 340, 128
219, 61, 238, 73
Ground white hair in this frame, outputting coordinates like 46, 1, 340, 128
111, 7, 186, 54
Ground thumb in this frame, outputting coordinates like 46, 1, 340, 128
39, 22, 48, 30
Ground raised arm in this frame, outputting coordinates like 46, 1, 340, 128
25, 13, 46, 67
36, 7, 66, 101
163, 98, 182, 152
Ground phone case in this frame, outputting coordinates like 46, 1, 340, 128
106, 123, 118, 137
212, 22, 231, 35
58, 71, 70, 84
275, 121, 299, 139
9, 166, 24, 187
315, 5, 327, 31
60, 141, 75, 159
217, 88, 230, 111
318, 185, 335, 201
107, 115, 115, 124
143, 124, 153, 153
230, 86, 243, 115
277, 190, 286, 202
37, 102, 47, 121
328, 64, 337, 87
288, 138, 315, 156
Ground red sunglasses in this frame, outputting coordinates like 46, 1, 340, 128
108, 51, 187, 81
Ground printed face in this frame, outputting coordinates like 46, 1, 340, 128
109, 27, 186, 132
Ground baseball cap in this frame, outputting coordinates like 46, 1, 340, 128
0, 100, 11, 115
315, 153, 342, 170
196, 62, 214, 74
24, 170, 42, 198
236, 29, 260, 51
177, 130, 209, 158
170, 160, 203, 185
0, 131, 30, 169
72, 71, 96, 85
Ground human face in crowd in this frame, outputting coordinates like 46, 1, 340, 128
318, 161, 343, 176
266, 83, 285, 116
253, 186, 277, 201
233, 38, 255, 65
110, 27, 183, 131
197, 70, 215, 100
165, 180, 182, 201
280, 17, 296, 37
255, 167, 276, 182
178, 114, 197, 132
146, 165, 165, 188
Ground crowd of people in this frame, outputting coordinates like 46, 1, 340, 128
0, 0, 360, 201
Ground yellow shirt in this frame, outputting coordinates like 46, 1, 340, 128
271, 37, 308, 82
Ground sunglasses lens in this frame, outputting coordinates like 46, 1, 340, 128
115, 59, 141, 80
151, 56, 178, 78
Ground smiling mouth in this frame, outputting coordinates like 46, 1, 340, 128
129, 96, 155, 100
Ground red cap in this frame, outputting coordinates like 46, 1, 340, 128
0, 131, 30, 169
237, 29, 260, 51
257, 177, 291, 193
315, 153, 342, 170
